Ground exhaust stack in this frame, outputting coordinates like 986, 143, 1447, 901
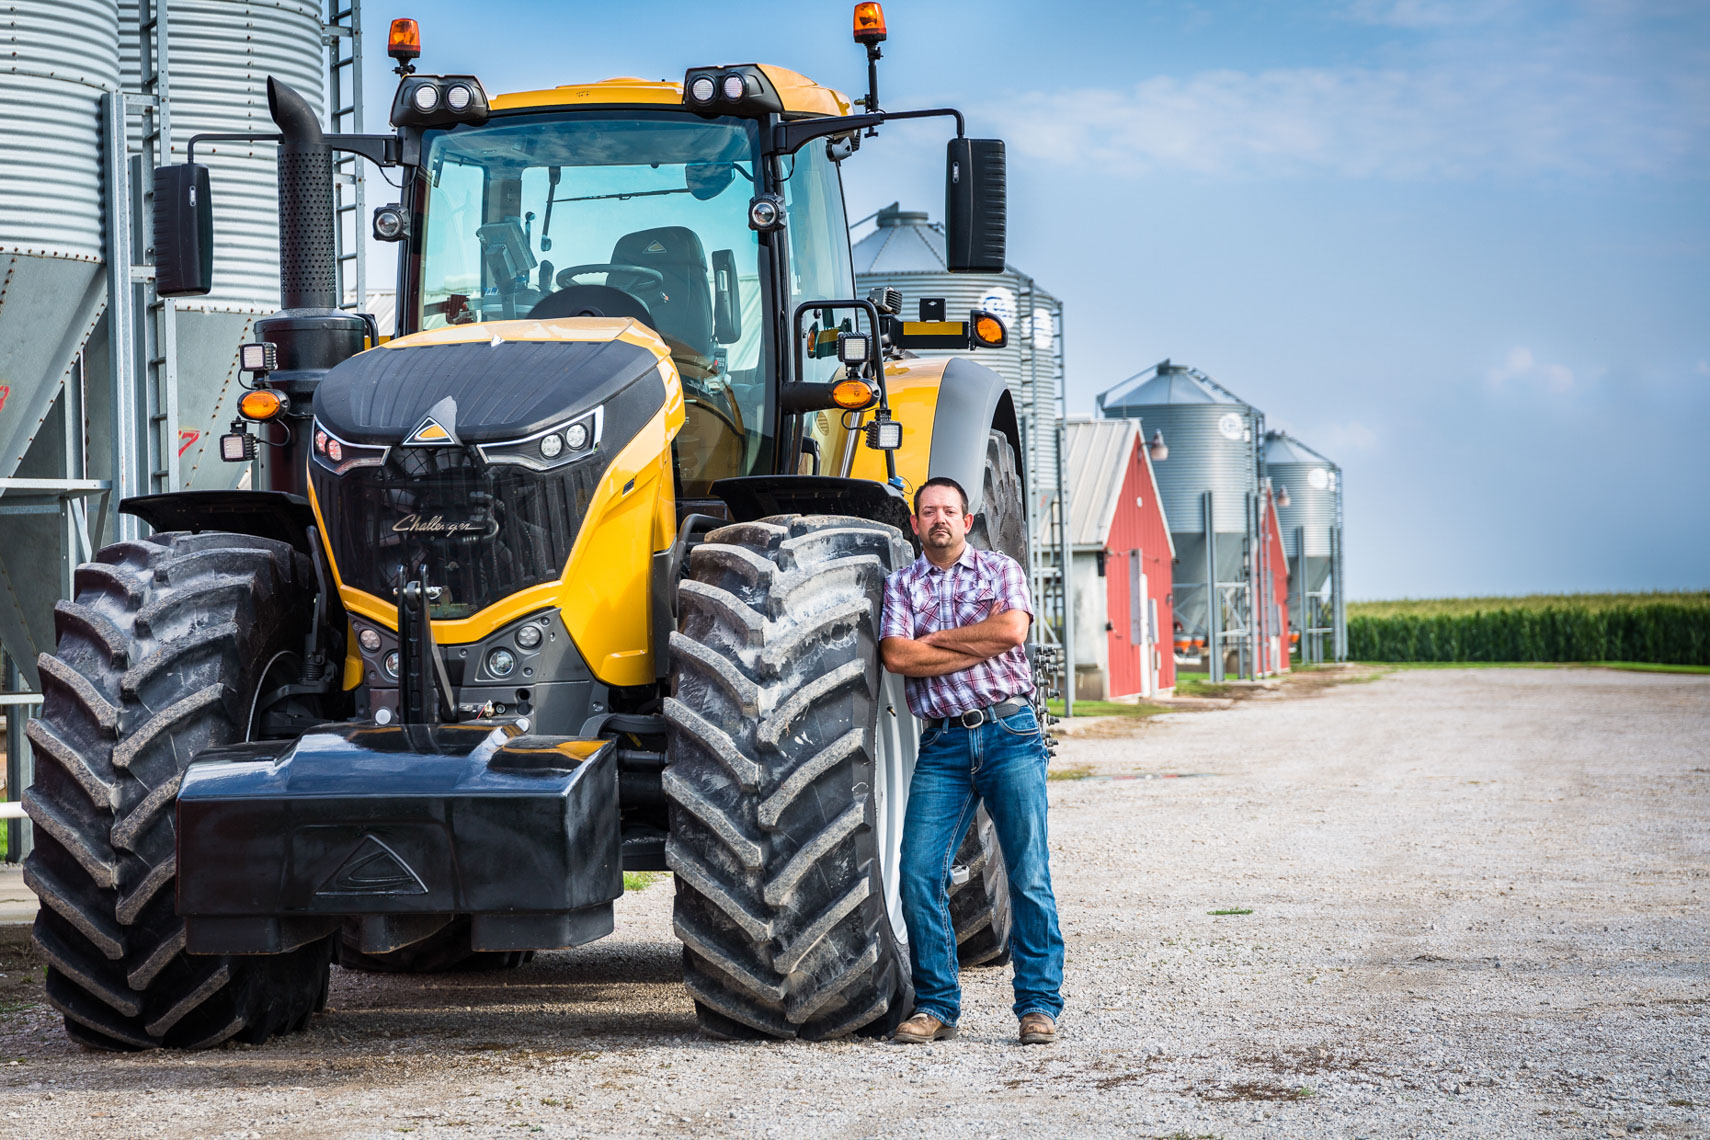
267, 77, 340, 311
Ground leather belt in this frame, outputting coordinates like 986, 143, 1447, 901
924, 698, 1029, 733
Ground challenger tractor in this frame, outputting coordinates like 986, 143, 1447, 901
22, 6, 1031, 1048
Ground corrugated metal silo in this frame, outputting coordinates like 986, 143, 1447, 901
0, 0, 119, 480
0, 1, 119, 685
852, 204, 1064, 508
1097, 360, 1265, 677
1265, 430, 1345, 662
116, 0, 327, 490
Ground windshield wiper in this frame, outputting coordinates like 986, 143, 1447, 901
549, 186, 693, 204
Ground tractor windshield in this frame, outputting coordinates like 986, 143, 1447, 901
414, 112, 771, 495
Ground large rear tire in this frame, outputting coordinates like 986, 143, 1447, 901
22, 532, 333, 1050
664, 515, 914, 1040
949, 429, 1025, 968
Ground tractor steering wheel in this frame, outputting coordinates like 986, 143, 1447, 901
554, 263, 666, 301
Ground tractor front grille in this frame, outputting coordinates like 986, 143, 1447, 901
311, 445, 599, 621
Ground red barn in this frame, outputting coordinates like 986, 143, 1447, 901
1258, 484, 1293, 675
1064, 418, 1176, 700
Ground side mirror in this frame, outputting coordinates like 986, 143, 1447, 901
712, 248, 742, 344
154, 163, 214, 296
944, 138, 1006, 273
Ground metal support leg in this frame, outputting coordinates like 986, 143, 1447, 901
4, 661, 35, 862
1203, 491, 1220, 683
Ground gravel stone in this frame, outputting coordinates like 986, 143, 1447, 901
0, 665, 1706, 1138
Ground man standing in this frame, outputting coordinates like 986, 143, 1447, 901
879, 476, 1065, 1045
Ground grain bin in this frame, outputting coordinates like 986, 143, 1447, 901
0, 1, 120, 683
113, 0, 327, 490
0, 0, 119, 481
1265, 430, 1345, 662
853, 203, 1063, 511
1097, 360, 1264, 679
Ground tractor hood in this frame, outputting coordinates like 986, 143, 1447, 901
312, 319, 673, 446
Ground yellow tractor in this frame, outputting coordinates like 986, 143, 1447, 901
23, 6, 1028, 1048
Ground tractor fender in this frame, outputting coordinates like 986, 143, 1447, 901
925, 356, 1023, 517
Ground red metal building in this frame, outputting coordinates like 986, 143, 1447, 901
1258, 484, 1293, 675
1065, 419, 1176, 700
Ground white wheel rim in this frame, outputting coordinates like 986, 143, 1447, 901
874, 671, 916, 946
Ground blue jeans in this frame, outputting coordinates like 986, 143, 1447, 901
899, 705, 1065, 1026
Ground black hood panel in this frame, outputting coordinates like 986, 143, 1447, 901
313, 337, 666, 444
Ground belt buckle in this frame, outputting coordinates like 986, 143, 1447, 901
959, 709, 984, 729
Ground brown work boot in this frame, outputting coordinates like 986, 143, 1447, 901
1018, 1013, 1058, 1045
890, 1012, 958, 1044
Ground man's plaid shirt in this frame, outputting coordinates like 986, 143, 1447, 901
880, 544, 1035, 721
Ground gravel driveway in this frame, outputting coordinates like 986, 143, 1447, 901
2, 666, 1706, 1139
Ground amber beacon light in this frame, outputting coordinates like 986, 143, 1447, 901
853, 3, 887, 43
388, 18, 421, 68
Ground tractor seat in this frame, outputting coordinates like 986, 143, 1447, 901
606, 226, 714, 357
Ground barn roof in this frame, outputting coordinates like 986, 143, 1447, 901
1065, 417, 1177, 557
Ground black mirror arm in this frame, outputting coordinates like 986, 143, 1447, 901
773, 107, 965, 154
184, 131, 402, 168
185, 132, 280, 164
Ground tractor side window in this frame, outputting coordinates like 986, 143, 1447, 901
419, 158, 486, 322
783, 143, 856, 392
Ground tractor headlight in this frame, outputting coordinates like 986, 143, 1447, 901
311, 420, 388, 475
382, 651, 400, 679
411, 83, 440, 113
478, 407, 602, 470
515, 623, 543, 650
486, 647, 517, 677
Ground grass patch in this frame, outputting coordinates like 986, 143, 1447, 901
1045, 699, 1167, 718
1047, 765, 1094, 782
622, 871, 664, 892
1174, 671, 1233, 698
1208, 907, 1253, 916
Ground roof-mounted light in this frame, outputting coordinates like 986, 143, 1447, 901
681, 65, 783, 117
390, 74, 490, 128
853, 2, 888, 44
388, 18, 420, 74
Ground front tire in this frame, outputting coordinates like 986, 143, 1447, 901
22, 532, 333, 1050
664, 515, 914, 1040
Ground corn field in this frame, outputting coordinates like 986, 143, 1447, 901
1347, 593, 1710, 665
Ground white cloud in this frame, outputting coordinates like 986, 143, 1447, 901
1488, 346, 1574, 393
998, 5, 1708, 181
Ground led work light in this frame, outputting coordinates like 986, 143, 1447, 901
238, 341, 278, 374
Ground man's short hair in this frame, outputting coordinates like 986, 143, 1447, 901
913, 476, 970, 516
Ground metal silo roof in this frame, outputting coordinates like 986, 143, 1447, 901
1265, 431, 1337, 468
852, 204, 949, 274
1098, 359, 1243, 412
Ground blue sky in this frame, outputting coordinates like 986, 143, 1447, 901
357, 0, 1708, 599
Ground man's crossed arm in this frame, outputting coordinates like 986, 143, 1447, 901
880, 608, 1030, 678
